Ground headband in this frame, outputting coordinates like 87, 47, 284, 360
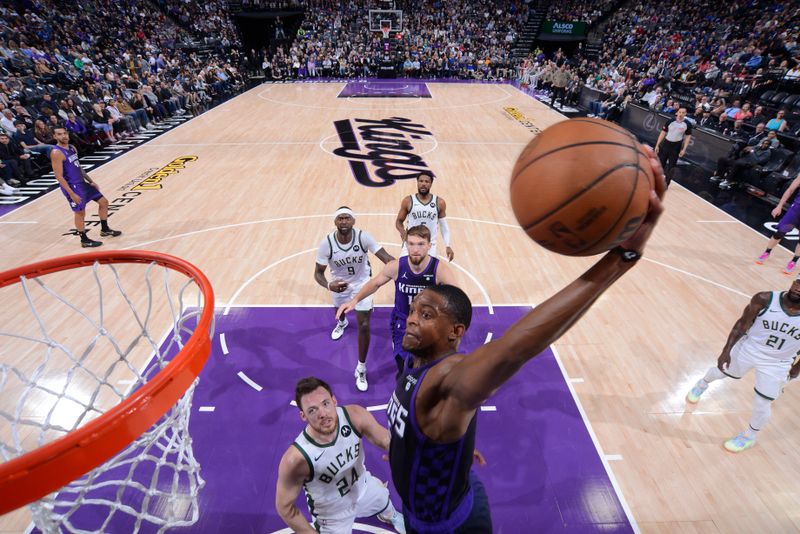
334, 208, 355, 218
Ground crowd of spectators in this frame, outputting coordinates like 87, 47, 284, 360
517, 0, 800, 192
239, 0, 303, 8
0, 0, 245, 192
547, 0, 618, 25
578, 0, 799, 119
155, 0, 241, 48
3, 0, 799, 196
246, 0, 529, 81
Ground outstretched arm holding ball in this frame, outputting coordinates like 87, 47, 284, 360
399, 145, 666, 440
388, 142, 665, 531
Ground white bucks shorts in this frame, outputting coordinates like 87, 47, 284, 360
314, 472, 391, 533
332, 283, 373, 312
725, 344, 793, 400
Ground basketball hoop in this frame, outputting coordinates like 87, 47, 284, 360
381, 22, 391, 40
0, 250, 214, 531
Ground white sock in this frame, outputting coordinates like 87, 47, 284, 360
748, 394, 772, 433
356, 361, 366, 372
743, 426, 758, 439
703, 366, 726, 383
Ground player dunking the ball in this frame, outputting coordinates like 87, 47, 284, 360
315, 207, 394, 391
275, 377, 405, 533
383, 148, 665, 533
396, 172, 454, 261
51, 127, 121, 247
338, 225, 457, 374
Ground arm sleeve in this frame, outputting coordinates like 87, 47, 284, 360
439, 218, 451, 247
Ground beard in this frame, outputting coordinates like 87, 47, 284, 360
408, 254, 425, 266
787, 292, 800, 304
312, 419, 337, 437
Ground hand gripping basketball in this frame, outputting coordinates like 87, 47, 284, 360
511, 118, 664, 256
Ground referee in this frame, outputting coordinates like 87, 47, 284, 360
655, 107, 692, 185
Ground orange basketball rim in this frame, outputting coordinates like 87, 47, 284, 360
0, 250, 215, 515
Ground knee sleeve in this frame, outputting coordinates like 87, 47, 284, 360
749, 393, 772, 431
771, 231, 786, 240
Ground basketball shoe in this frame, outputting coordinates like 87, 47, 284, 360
685, 379, 708, 404
784, 261, 796, 274
755, 251, 770, 264
724, 432, 756, 453
100, 228, 122, 237
81, 238, 102, 248
331, 318, 348, 340
378, 510, 406, 534
354, 365, 368, 392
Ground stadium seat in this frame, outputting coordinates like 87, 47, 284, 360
746, 147, 794, 189
769, 92, 789, 107
759, 90, 776, 106
782, 94, 800, 109
774, 175, 794, 198
763, 154, 800, 195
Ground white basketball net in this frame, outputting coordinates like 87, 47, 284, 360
0, 260, 212, 533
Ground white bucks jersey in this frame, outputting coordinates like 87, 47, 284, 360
406, 194, 439, 247
739, 291, 800, 362
293, 407, 367, 520
316, 229, 378, 286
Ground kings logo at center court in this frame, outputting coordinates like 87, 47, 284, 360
332, 117, 435, 187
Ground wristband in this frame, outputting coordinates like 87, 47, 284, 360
611, 246, 641, 262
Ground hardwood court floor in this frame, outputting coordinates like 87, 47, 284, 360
1, 82, 799, 533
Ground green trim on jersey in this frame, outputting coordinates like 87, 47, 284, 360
332, 230, 357, 253
304, 486, 318, 520
292, 442, 314, 483
754, 387, 776, 401
413, 193, 435, 209
357, 230, 374, 275
376, 496, 390, 516
778, 291, 800, 317
341, 406, 362, 438
303, 419, 340, 448
757, 292, 773, 317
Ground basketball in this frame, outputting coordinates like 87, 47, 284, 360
510, 118, 655, 256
